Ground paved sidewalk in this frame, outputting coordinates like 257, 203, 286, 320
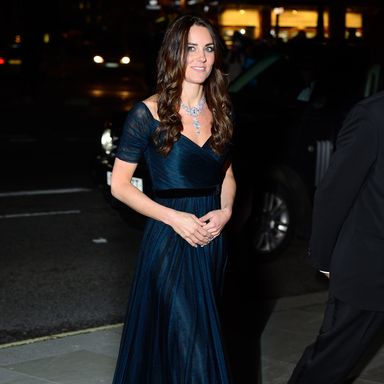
1, 291, 384, 384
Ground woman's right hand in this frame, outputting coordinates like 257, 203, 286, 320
168, 211, 213, 247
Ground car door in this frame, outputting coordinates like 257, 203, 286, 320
230, 53, 310, 180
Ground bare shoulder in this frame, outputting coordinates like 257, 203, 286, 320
142, 94, 159, 121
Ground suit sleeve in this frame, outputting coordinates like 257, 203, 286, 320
308, 104, 378, 270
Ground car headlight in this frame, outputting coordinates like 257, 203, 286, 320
120, 56, 130, 64
93, 55, 104, 64
101, 128, 115, 154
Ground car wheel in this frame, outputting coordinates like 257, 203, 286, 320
248, 184, 295, 259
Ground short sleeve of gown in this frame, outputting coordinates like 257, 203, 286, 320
116, 102, 153, 163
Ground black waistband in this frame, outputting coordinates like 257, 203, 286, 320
154, 186, 221, 198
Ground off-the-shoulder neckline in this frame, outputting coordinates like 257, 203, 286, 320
138, 101, 212, 149
139, 101, 160, 123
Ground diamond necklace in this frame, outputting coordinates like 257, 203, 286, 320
180, 96, 206, 135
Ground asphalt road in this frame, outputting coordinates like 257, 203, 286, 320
0, 72, 328, 345
0, 188, 141, 344
0, 183, 328, 345
0, 69, 148, 344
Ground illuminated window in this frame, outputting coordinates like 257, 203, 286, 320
270, 8, 363, 40
271, 9, 323, 40
219, 7, 363, 44
272, 10, 318, 29
219, 8, 260, 45
346, 12, 363, 37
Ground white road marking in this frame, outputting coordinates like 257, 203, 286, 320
92, 237, 108, 244
0, 210, 81, 219
0, 188, 92, 198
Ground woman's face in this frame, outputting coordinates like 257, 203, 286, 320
183, 25, 215, 86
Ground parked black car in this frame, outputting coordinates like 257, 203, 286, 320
94, 42, 384, 259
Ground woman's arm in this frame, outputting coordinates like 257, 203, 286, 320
200, 164, 237, 237
111, 158, 174, 223
220, 164, 237, 220
111, 158, 212, 247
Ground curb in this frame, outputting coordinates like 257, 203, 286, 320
0, 323, 123, 350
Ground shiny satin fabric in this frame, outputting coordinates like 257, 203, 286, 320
112, 102, 231, 383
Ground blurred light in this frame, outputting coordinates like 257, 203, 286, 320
105, 62, 118, 68
239, 28, 246, 35
273, 7, 284, 15
93, 55, 104, 64
91, 89, 104, 97
15, 35, 21, 44
292, 10, 298, 15
239, 9, 245, 15
43, 33, 50, 44
9, 59, 22, 65
119, 91, 131, 99
101, 129, 114, 154
146, 0, 161, 10
279, 30, 289, 42
0, 57, 5, 65
120, 56, 130, 64
204, 5, 209, 12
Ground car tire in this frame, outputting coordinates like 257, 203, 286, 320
247, 182, 295, 261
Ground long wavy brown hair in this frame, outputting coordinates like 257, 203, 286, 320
153, 14, 233, 156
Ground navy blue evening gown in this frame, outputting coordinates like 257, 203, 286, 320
112, 102, 231, 384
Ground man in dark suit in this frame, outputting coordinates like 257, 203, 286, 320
288, 90, 384, 383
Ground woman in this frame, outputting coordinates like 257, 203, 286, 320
111, 14, 236, 384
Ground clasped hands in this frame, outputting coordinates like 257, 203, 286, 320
170, 209, 231, 248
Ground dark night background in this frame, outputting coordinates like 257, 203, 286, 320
1, 1, 384, 383
1, 0, 384, 348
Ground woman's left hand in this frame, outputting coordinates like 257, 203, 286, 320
199, 208, 232, 239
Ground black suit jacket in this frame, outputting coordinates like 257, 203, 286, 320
308, 90, 384, 311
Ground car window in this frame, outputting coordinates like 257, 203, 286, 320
310, 57, 369, 113
235, 56, 307, 106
